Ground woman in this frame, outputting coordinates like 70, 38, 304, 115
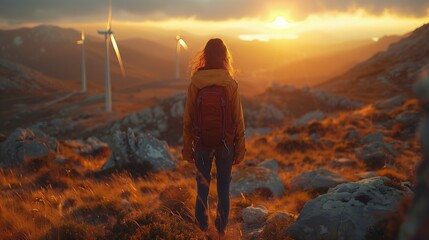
182, 38, 246, 236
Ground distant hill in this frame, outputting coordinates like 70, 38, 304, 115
318, 23, 429, 102
0, 58, 72, 94
256, 35, 402, 87
0, 25, 178, 90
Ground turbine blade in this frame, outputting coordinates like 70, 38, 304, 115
179, 39, 188, 50
107, 0, 112, 30
111, 34, 126, 78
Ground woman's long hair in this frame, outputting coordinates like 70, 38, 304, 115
190, 38, 234, 76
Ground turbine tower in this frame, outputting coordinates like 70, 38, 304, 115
76, 31, 87, 93
97, 0, 125, 112
175, 35, 188, 79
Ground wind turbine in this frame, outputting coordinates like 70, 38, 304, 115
175, 35, 188, 79
76, 31, 87, 93
97, 0, 125, 112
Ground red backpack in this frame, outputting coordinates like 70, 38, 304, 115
194, 85, 234, 150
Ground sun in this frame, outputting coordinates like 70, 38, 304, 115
272, 16, 290, 29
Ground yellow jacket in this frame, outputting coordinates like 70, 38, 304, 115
182, 69, 246, 164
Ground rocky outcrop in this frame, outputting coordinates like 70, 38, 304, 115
108, 94, 185, 145
0, 128, 58, 167
289, 168, 348, 193
230, 160, 284, 198
287, 177, 406, 240
102, 128, 176, 171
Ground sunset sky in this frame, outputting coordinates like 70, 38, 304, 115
1, 0, 429, 42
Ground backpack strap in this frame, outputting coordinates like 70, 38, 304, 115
220, 89, 230, 153
195, 92, 203, 140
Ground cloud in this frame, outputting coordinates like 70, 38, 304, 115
0, 0, 428, 24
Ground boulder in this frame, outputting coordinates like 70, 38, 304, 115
290, 168, 348, 193
332, 158, 357, 168
258, 159, 279, 173
293, 111, 325, 127
102, 128, 176, 171
231, 162, 284, 198
373, 95, 406, 111
395, 111, 420, 127
0, 128, 58, 167
244, 103, 284, 128
361, 132, 384, 144
242, 205, 269, 226
355, 142, 396, 170
343, 129, 361, 143
287, 177, 405, 240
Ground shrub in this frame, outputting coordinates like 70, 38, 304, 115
131, 212, 202, 240
22, 155, 54, 173
33, 171, 70, 190
276, 139, 314, 153
284, 126, 302, 135
68, 201, 122, 225
91, 162, 154, 179
159, 185, 194, 222
377, 168, 408, 182
308, 122, 325, 135
43, 222, 88, 240
112, 211, 203, 240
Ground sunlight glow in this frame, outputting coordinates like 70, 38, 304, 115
272, 16, 292, 29
239, 33, 299, 42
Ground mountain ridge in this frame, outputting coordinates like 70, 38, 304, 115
318, 23, 429, 102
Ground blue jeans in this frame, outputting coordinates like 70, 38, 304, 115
194, 145, 234, 233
